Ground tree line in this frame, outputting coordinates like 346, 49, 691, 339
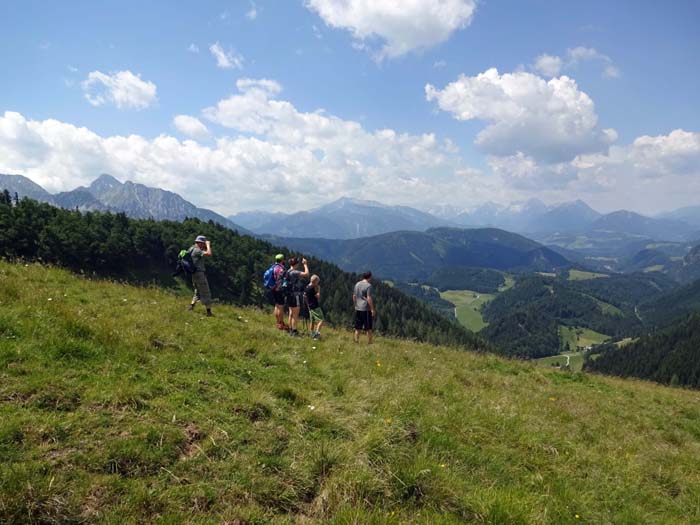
0, 191, 487, 351
585, 313, 700, 388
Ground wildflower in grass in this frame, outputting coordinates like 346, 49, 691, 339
440, 463, 446, 468
549, 397, 556, 401
307, 405, 316, 411
385, 417, 392, 424
575, 514, 580, 519
376, 361, 381, 367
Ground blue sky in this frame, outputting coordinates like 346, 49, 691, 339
1, 0, 699, 216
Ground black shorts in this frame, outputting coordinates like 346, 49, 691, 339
286, 291, 303, 309
266, 288, 286, 306
355, 310, 373, 330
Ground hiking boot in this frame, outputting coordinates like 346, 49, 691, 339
277, 322, 289, 330
206, 309, 214, 317
290, 330, 300, 338
187, 304, 194, 311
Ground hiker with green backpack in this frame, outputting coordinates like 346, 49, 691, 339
185, 235, 214, 317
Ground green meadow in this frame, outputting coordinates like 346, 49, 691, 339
439, 289, 495, 332
2, 262, 700, 524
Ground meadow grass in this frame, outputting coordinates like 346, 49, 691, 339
2, 262, 700, 524
439, 290, 494, 332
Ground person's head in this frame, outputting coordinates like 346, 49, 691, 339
310, 274, 320, 286
275, 253, 284, 264
288, 257, 299, 268
362, 271, 372, 281
194, 235, 208, 248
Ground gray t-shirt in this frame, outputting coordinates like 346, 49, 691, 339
189, 245, 206, 272
353, 280, 372, 311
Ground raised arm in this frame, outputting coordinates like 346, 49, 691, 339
203, 240, 213, 257
300, 258, 310, 278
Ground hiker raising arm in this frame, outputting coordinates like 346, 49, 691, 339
286, 257, 310, 337
187, 235, 214, 317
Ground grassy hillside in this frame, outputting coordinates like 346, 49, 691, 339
2, 262, 700, 524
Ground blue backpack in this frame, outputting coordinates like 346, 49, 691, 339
263, 263, 283, 289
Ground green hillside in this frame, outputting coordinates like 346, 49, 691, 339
3, 262, 700, 524
273, 227, 573, 282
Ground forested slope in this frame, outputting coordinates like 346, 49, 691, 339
586, 313, 700, 388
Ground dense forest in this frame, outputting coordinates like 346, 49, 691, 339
0, 192, 487, 351
638, 278, 700, 329
586, 314, 700, 388
425, 266, 505, 293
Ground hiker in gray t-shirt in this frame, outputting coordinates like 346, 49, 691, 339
353, 271, 375, 344
187, 235, 214, 317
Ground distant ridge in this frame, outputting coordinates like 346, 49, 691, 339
0, 173, 249, 234
230, 196, 454, 239
267, 226, 573, 281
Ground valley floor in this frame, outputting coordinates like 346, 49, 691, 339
2, 262, 700, 524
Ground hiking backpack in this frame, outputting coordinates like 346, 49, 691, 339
263, 263, 283, 289
175, 249, 196, 275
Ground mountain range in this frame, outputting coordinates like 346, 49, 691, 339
0, 173, 248, 234
230, 197, 453, 239
267, 227, 573, 281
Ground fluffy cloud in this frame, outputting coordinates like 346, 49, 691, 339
534, 47, 620, 79
533, 54, 563, 77
305, 0, 476, 59
173, 115, 210, 139
426, 68, 617, 164
0, 86, 497, 214
209, 42, 243, 69
81, 70, 157, 110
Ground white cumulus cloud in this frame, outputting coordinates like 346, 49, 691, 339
533, 54, 563, 77
0, 91, 496, 214
426, 68, 617, 164
305, 0, 476, 59
81, 70, 157, 110
173, 115, 210, 139
209, 42, 244, 69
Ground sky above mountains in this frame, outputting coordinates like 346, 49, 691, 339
1, 0, 698, 216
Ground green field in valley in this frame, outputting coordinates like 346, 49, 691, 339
568, 269, 610, 281
534, 352, 585, 372
4, 262, 700, 524
439, 289, 494, 332
559, 325, 610, 350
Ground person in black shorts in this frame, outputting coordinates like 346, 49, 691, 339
285, 257, 309, 337
353, 271, 375, 344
